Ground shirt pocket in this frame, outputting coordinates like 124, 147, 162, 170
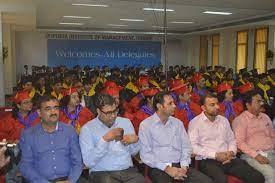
263, 122, 272, 137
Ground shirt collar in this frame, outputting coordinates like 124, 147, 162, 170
200, 111, 219, 123
151, 112, 172, 126
96, 116, 118, 129
39, 121, 62, 133
245, 110, 263, 119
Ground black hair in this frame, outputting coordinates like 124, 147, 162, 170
36, 95, 59, 109
153, 91, 170, 111
243, 90, 261, 108
217, 90, 227, 103
60, 95, 71, 107
200, 92, 218, 105
95, 93, 116, 110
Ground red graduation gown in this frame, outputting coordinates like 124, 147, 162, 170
0, 112, 40, 141
174, 101, 202, 129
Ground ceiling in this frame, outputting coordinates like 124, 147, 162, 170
1, 0, 275, 34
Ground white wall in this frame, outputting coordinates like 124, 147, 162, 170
180, 35, 200, 68
162, 39, 185, 66
15, 31, 47, 75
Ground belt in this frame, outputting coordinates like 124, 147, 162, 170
49, 176, 68, 183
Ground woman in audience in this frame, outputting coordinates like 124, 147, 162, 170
217, 83, 244, 123
0, 91, 40, 141
59, 87, 94, 134
132, 88, 159, 134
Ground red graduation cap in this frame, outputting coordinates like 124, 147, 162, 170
192, 73, 203, 83
238, 82, 254, 94
172, 85, 190, 96
63, 87, 78, 96
169, 79, 184, 91
217, 83, 232, 93
137, 76, 149, 87
14, 91, 31, 104
142, 88, 159, 97
104, 81, 123, 90
101, 86, 121, 97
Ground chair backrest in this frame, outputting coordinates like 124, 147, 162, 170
0, 107, 13, 117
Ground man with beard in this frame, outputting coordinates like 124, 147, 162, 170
139, 92, 213, 183
19, 95, 83, 183
188, 93, 264, 183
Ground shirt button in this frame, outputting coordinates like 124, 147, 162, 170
52, 150, 55, 153
51, 141, 53, 145
54, 166, 56, 169
53, 157, 55, 160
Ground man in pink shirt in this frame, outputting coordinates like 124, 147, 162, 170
188, 93, 264, 183
233, 90, 275, 183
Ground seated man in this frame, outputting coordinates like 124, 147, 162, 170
233, 90, 275, 183
19, 95, 83, 183
188, 93, 264, 183
79, 94, 144, 183
139, 91, 213, 183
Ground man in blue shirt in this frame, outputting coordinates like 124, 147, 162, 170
19, 95, 83, 183
139, 91, 213, 183
79, 94, 144, 183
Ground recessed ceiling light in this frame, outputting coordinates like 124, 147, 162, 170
152, 26, 167, 28
120, 19, 144, 22
107, 24, 128, 27
143, 8, 174, 12
59, 22, 84, 25
72, 3, 108, 7
170, 21, 194, 24
63, 16, 92, 19
203, 11, 232, 15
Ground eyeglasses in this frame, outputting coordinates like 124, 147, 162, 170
100, 107, 119, 117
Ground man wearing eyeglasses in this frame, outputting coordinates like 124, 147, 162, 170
233, 90, 275, 183
79, 94, 144, 183
19, 95, 83, 183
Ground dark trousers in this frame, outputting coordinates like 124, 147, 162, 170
89, 167, 145, 183
149, 166, 213, 183
199, 158, 265, 183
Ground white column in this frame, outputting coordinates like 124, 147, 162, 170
0, 13, 5, 106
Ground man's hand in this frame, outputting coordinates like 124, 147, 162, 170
121, 134, 139, 145
215, 152, 228, 163
164, 166, 187, 180
0, 139, 10, 168
255, 154, 270, 164
103, 128, 124, 142
221, 151, 235, 164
